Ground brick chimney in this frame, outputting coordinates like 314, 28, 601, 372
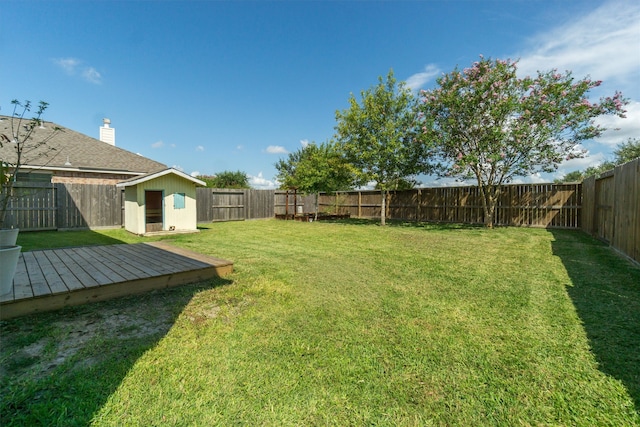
99, 118, 115, 146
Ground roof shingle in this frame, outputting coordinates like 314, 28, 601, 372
0, 115, 166, 174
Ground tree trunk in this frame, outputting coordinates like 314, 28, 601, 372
481, 185, 500, 228
478, 184, 495, 228
484, 196, 495, 228
380, 189, 386, 226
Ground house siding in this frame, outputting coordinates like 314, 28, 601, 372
123, 186, 141, 234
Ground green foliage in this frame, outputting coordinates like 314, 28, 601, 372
554, 170, 584, 183
556, 138, 638, 183
583, 161, 616, 178
198, 170, 249, 189
614, 137, 640, 164
274, 141, 360, 193
334, 70, 433, 224
418, 56, 627, 227
197, 175, 217, 187
374, 176, 420, 190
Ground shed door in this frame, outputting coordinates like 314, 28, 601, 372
145, 190, 164, 233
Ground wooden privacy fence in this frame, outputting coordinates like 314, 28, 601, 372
582, 158, 640, 264
3, 183, 123, 231
4, 170, 638, 264
196, 188, 316, 222
196, 189, 275, 222
318, 183, 582, 228
274, 190, 316, 217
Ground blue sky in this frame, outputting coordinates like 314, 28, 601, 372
2, 0, 639, 188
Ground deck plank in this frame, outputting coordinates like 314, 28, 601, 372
61, 248, 115, 286
0, 243, 233, 320
89, 246, 147, 280
47, 249, 99, 290
146, 242, 232, 267
42, 250, 85, 292
141, 244, 212, 269
22, 252, 51, 297
98, 244, 163, 277
12, 256, 33, 300
68, 247, 129, 285
32, 251, 68, 294
116, 244, 185, 274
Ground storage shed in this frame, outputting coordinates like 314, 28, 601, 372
116, 168, 206, 235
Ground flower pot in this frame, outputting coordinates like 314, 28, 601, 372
0, 228, 19, 246
0, 244, 21, 296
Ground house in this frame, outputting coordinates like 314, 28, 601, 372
2, 115, 204, 234
0, 116, 166, 184
117, 169, 205, 235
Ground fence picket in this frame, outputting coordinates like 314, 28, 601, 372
4, 163, 638, 264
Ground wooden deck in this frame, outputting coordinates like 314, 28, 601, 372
0, 242, 233, 320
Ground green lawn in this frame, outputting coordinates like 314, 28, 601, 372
2, 220, 639, 426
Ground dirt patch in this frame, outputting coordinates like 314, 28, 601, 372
0, 288, 193, 382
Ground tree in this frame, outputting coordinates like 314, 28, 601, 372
1, 100, 61, 229
199, 170, 250, 189
555, 137, 638, 183
554, 170, 584, 183
334, 70, 432, 225
613, 137, 640, 164
583, 162, 616, 178
275, 141, 361, 219
375, 176, 420, 191
418, 56, 627, 227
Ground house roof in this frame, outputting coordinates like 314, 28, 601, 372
0, 115, 166, 175
116, 168, 206, 188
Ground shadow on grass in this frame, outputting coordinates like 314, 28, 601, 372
550, 229, 640, 411
16, 229, 131, 252
0, 277, 232, 426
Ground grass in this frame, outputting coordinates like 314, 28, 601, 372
2, 220, 639, 426
15, 227, 157, 251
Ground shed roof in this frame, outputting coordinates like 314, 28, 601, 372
0, 115, 166, 175
116, 168, 206, 188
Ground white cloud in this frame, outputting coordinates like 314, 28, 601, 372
511, 0, 640, 169
53, 58, 80, 74
52, 57, 103, 84
196, 145, 205, 152
266, 145, 288, 154
420, 177, 474, 188
82, 67, 102, 84
190, 171, 201, 177
172, 165, 184, 172
236, 145, 244, 151
561, 150, 607, 171
300, 139, 310, 148
405, 64, 441, 91
249, 172, 277, 189
511, 173, 548, 185
594, 101, 640, 145
151, 140, 164, 148
516, 1, 640, 85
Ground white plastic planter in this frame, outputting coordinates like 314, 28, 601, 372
0, 244, 20, 296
